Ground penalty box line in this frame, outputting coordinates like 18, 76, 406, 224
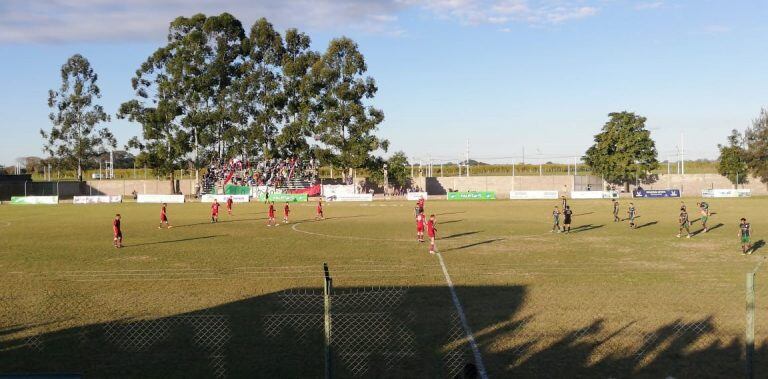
436, 252, 489, 379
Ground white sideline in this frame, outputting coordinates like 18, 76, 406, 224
436, 252, 489, 379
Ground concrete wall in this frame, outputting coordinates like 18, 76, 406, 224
413, 174, 768, 198
0, 179, 198, 200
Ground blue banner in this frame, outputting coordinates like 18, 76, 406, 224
632, 188, 680, 198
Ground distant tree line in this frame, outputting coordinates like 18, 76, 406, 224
40, 13, 387, 183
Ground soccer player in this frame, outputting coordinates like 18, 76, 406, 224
226, 196, 234, 216
417, 197, 425, 214
739, 218, 753, 255
561, 195, 568, 210
267, 202, 277, 226
427, 214, 437, 254
627, 203, 637, 229
158, 203, 172, 229
612, 199, 620, 222
211, 199, 220, 223
677, 207, 691, 238
551, 206, 561, 233
562, 205, 573, 233
283, 202, 291, 223
315, 200, 324, 220
697, 202, 710, 233
416, 211, 426, 242
113, 214, 123, 248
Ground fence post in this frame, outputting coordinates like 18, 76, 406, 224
746, 272, 755, 379
323, 263, 333, 379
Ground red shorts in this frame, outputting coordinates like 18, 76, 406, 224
160, 215, 168, 222
417, 225, 424, 232
114, 230, 122, 238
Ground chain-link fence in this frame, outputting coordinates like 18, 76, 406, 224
1, 263, 767, 378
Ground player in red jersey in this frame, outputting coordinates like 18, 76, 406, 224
211, 199, 220, 223
113, 214, 123, 248
158, 203, 172, 229
283, 202, 291, 223
315, 199, 324, 220
427, 214, 437, 254
226, 196, 233, 215
417, 197, 425, 214
267, 202, 277, 226
416, 211, 426, 242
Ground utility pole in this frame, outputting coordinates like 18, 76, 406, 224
681, 132, 685, 175
466, 138, 470, 177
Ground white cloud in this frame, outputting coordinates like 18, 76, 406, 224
0, 0, 604, 43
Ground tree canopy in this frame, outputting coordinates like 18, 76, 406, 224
742, 108, 768, 184
717, 129, 748, 186
41, 54, 115, 181
583, 112, 659, 188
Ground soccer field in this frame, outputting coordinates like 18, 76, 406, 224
1, 197, 767, 378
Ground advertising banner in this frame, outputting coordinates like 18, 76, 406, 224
257, 193, 308, 202
224, 185, 250, 195
406, 192, 428, 201
136, 194, 185, 203
632, 189, 681, 198
324, 193, 373, 202
10, 196, 59, 204
571, 191, 618, 199
322, 185, 357, 197
73, 195, 123, 204
701, 189, 751, 198
508, 190, 559, 200
200, 194, 250, 203
447, 192, 496, 201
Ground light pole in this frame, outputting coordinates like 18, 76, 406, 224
383, 163, 389, 197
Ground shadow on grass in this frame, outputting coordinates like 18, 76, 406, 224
126, 235, 222, 248
442, 231, 481, 240
751, 240, 766, 254
569, 224, 605, 234
442, 238, 504, 252
693, 223, 724, 237
573, 212, 594, 217
635, 221, 658, 229
0, 280, 760, 378
173, 218, 267, 228
439, 220, 464, 225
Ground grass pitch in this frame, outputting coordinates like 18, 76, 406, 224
1, 197, 767, 378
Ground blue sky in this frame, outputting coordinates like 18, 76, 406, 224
1, 0, 766, 166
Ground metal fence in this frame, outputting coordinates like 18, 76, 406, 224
1, 263, 767, 378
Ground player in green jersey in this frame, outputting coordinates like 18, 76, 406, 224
739, 218, 753, 255
677, 207, 691, 238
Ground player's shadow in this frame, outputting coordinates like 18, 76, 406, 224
442, 231, 481, 239
126, 235, 222, 248
751, 240, 766, 254
439, 220, 464, 225
574, 212, 594, 217
1, 280, 758, 378
442, 238, 504, 252
174, 218, 267, 228
693, 223, 724, 236
635, 221, 658, 229
569, 224, 604, 234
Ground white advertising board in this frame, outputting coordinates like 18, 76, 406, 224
73, 195, 123, 204
406, 192, 428, 201
508, 190, 559, 200
136, 194, 185, 203
571, 191, 618, 199
701, 189, 751, 198
200, 194, 250, 203
324, 193, 373, 202
322, 184, 357, 197
10, 196, 59, 204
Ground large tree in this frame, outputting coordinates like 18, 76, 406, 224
583, 112, 659, 189
717, 129, 748, 186
745, 108, 768, 184
121, 13, 245, 177
42, 54, 115, 181
311, 37, 388, 181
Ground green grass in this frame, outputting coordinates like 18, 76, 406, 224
0, 197, 766, 377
